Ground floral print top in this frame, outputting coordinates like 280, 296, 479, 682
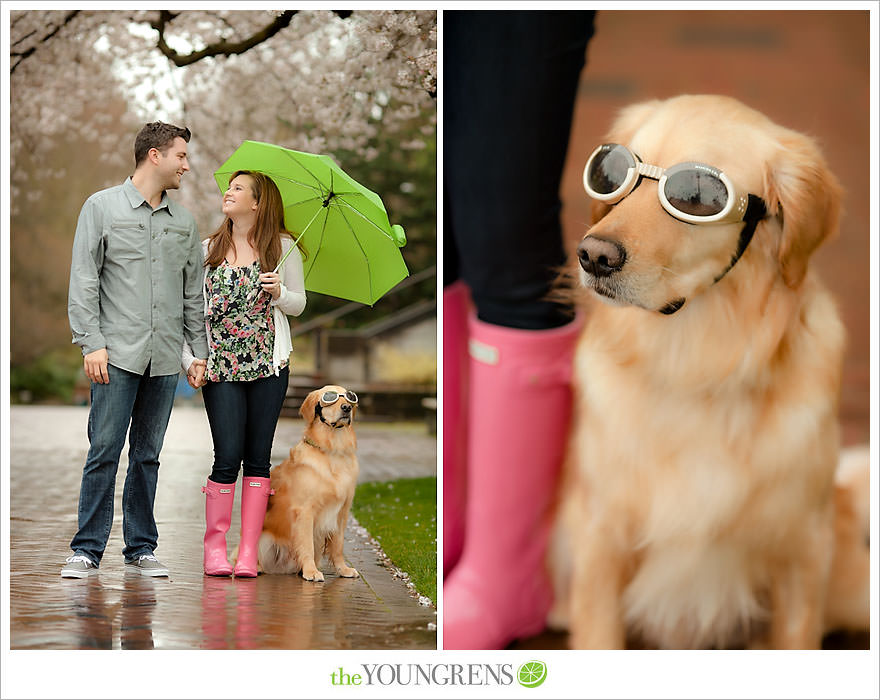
205, 260, 287, 382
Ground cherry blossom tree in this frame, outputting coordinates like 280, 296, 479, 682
10, 9, 436, 225
9, 9, 436, 383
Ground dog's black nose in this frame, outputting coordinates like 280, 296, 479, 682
341, 403, 352, 413
578, 236, 626, 278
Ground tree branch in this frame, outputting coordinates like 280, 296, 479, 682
148, 10, 353, 66
10, 10, 80, 74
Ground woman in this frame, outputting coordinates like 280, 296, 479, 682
184, 170, 307, 577
443, 12, 593, 648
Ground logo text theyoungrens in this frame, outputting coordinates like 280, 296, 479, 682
330, 664, 516, 686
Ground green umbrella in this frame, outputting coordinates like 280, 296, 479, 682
214, 140, 409, 305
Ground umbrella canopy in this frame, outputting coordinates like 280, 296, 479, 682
214, 140, 409, 305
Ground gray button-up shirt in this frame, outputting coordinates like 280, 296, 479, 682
68, 177, 208, 376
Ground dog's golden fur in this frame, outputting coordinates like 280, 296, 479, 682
549, 95, 864, 649
257, 385, 360, 581
823, 445, 871, 634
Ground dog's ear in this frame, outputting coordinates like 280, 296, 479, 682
300, 391, 318, 422
763, 128, 842, 288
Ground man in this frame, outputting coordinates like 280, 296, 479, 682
62, 122, 207, 578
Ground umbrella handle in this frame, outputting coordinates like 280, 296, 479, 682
273, 231, 306, 274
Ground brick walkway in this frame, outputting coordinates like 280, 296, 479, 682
8, 404, 437, 651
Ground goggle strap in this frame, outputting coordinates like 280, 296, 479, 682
315, 402, 330, 425
713, 194, 768, 284
744, 193, 768, 223
315, 401, 353, 428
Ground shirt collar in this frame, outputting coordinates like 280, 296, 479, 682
123, 177, 175, 215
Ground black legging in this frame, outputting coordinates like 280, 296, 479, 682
444, 10, 596, 330
202, 367, 289, 484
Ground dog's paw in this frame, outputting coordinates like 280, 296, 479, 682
302, 567, 324, 582
337, 565, 359, 578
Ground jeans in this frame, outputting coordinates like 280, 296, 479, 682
202, 367, 289, 484
70, 364, 178, 565
444, 10, 595, 329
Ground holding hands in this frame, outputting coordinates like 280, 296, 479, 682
90, 348, 208, 389
187, 358, 207, 389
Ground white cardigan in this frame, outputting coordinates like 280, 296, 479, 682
182, 236, 307, 376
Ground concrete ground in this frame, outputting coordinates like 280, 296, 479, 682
8, 404, 437, 650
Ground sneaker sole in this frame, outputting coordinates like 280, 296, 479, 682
124, 564, 169, 577
60, 569, 97, 579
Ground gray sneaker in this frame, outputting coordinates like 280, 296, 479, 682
124, 554, 169, 577
61, 554, 98, 578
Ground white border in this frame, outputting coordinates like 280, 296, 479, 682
3, 3, 878, 700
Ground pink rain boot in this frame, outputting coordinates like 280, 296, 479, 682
234, 477, 273, 578
443, 313, 583, 649
443, 281, 471, 575
202, 479, 235, 576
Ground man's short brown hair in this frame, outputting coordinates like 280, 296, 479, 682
134, 122, 191, 167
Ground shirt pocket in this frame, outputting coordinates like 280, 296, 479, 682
161, 225, 191, 260
106, 219, 145, 260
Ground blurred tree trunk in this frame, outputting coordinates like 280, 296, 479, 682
11, 97, 136, 367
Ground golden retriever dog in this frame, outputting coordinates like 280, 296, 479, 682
256, 385, 360, 581
549, 94, 862, 649
823, 445, 871, 635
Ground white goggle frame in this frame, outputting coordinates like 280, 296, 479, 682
583, 143, 750, 225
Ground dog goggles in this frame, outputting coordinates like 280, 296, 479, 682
320, 390, 358, 406
583, 143, 759, 225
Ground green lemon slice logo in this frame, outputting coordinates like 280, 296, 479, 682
517, 660, 547, 688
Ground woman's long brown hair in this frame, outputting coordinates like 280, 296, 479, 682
205, 170, 307, 270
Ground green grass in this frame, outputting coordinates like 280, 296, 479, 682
10, 346, 85, 404
352, 476, 436, 605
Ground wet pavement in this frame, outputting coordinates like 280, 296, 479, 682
8, 404, 437, 650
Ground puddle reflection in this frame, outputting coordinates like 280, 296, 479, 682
201, 576, 233, 649
60, 574, 157, 649
199, 573, 356, 649
121, 572, 156, 650
61, 577, 112, 649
